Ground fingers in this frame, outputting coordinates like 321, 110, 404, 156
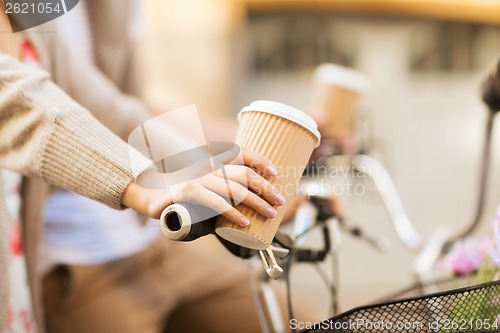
203, 176, 278, 219
231, 147, 277, 177
214, 165, 285, 206
194, 187, 251, 227
162, 146, 287, 228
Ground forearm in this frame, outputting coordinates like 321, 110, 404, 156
0, 54, 152, 209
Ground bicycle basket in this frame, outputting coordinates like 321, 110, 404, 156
303, 275, 500, 333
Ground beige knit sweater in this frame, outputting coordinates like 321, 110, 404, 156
0, 54, 152, 331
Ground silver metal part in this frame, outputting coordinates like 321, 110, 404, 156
269, 246, 290, 260
251, 259, 286, 333
292, 202, 317, 244
413, 226, 453, 282
258, 279, 286, 333
352, 154, 422, 251
259, 247, 284, 280
449, 109, 495, 242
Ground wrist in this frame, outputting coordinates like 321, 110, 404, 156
122, 181, 147, 213
122, 180, 174, 219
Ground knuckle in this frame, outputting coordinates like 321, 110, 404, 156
226, 207, 239, 219
183, 182, 197, 195
207, 194, 219, 207
252, 183, 263, 197
245, 167, 257, 179
234, 186, 249, 201
209, 195, 226, 212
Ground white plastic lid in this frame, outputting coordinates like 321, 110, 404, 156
313, 63, 370, 95
239, 100, 321, 147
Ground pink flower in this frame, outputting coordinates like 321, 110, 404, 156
438, 239, 487, 275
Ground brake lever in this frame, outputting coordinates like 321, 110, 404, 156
259, 247, 284, 280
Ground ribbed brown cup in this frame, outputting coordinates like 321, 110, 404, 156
312, 63, 369, 143
314, 85, 359, 140
215, 106, 319, 250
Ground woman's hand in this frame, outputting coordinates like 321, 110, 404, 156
122, 148, 285, 227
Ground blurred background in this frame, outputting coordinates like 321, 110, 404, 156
138, 0, 500, 319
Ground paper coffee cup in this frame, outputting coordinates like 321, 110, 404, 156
312, 64, 369, 141
215, 101, 321, 250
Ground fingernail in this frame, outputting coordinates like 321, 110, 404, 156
241, 216, 251, 226
276, 194, 286, 205
267, 165, 278, 176
266, 207, 277, 218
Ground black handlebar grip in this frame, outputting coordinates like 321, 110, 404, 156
481, 57, 500, 112
160, 203, 256, 259
160, 203, 216, 242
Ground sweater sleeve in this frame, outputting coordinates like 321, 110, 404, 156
0, 54, 153, 209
